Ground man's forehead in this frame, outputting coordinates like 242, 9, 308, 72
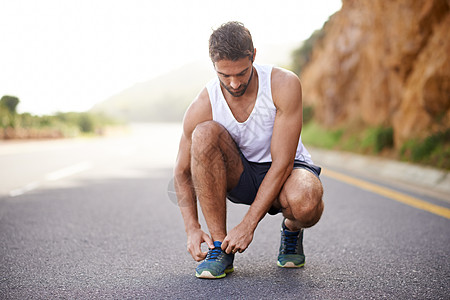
214, 58, 252, 75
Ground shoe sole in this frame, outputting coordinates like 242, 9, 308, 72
277, 261, 305, 268
196, 266, 234, 279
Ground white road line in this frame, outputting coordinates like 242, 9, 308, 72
45, 161, 92, 181
9, 182, 40, 197
9, 161, 93, 197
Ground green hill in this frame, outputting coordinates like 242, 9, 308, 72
91, 61, 215, 122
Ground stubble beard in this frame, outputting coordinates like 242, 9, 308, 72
219, 67, 254, 98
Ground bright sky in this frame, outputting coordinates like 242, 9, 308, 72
0, 0, 342, 115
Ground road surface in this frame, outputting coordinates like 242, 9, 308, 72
1, 123, 449, 299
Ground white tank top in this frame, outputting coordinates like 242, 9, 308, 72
206, 63, 312, 164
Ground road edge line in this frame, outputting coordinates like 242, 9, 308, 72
45, 161, 92, 181
323, 168, 450, 220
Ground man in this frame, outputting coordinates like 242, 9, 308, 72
174, 21, 324, 279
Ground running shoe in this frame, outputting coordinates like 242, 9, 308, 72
195, 241, 234, 279
277, 218, 305, 268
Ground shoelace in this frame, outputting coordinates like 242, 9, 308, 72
281, 231, 299, 254
206, 247, 223, 261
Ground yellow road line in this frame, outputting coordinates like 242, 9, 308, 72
322, 168, 450, 220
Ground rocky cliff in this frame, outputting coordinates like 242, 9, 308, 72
301, 0, 450, 147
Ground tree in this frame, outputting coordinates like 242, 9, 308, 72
0, 95, 20, 114
291, 29, 326, 75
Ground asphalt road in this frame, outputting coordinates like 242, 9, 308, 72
1, 123, 449, 299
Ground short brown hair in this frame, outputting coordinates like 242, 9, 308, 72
209, 21, 254, 62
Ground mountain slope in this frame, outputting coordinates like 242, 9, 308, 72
91, 61, 215, 122
301, 0, 450, 147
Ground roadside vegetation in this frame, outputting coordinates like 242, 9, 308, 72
301, 105, 450, 170
0, 95, 122, 140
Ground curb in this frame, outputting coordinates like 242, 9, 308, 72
310, 148, 450, 201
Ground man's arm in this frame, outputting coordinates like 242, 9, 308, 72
222, 68, 303, 254
174, 88, 214, 261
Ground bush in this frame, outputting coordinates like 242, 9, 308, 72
303, 106, 315, 124
401, 129, 450, 169
1, 110, 121, 140
375, 127, 394, 153
0, 106, 14, 128
360, 126, 394, 153
54, 112, 118, 134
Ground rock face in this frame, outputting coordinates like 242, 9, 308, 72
301, 0, 450, 146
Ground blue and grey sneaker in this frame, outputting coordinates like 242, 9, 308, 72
195, 241, 234, 279
277, 218, 305, 268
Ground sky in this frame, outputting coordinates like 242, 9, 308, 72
0, 0, 342, 115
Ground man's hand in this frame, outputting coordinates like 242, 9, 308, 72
186, 228, 214, 262
221, 221, 255, 254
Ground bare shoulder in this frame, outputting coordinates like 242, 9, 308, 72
271, 67, 302, 108
182, 87, 213, 138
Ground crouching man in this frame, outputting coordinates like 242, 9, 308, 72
174, 21, 324, 279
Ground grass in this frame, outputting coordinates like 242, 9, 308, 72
301, 122, 343, 149
302, 121, 393, 153
301, 120, 448, 170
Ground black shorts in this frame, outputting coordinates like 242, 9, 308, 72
227, 152, 321, 215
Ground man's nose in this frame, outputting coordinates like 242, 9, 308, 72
230, 78, 240, 89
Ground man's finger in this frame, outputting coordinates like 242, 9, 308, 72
225, 243, 234, 255
189, 243, 202, 260
199, 251, 207, 261
203, 234, 214, 249
192, 247, 207, 262
221, 238, 229, 252
194, 254, 205, 262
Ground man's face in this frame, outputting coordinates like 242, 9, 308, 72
214, 57, 254, 98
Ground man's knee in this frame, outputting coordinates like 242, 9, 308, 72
295, 198, 324, 228
191, 121, 221, 156
192, 121, 225, 146
282, 181, 324, 228
191, 120, 238, 168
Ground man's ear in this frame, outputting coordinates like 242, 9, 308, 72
252, 48, 257, 62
